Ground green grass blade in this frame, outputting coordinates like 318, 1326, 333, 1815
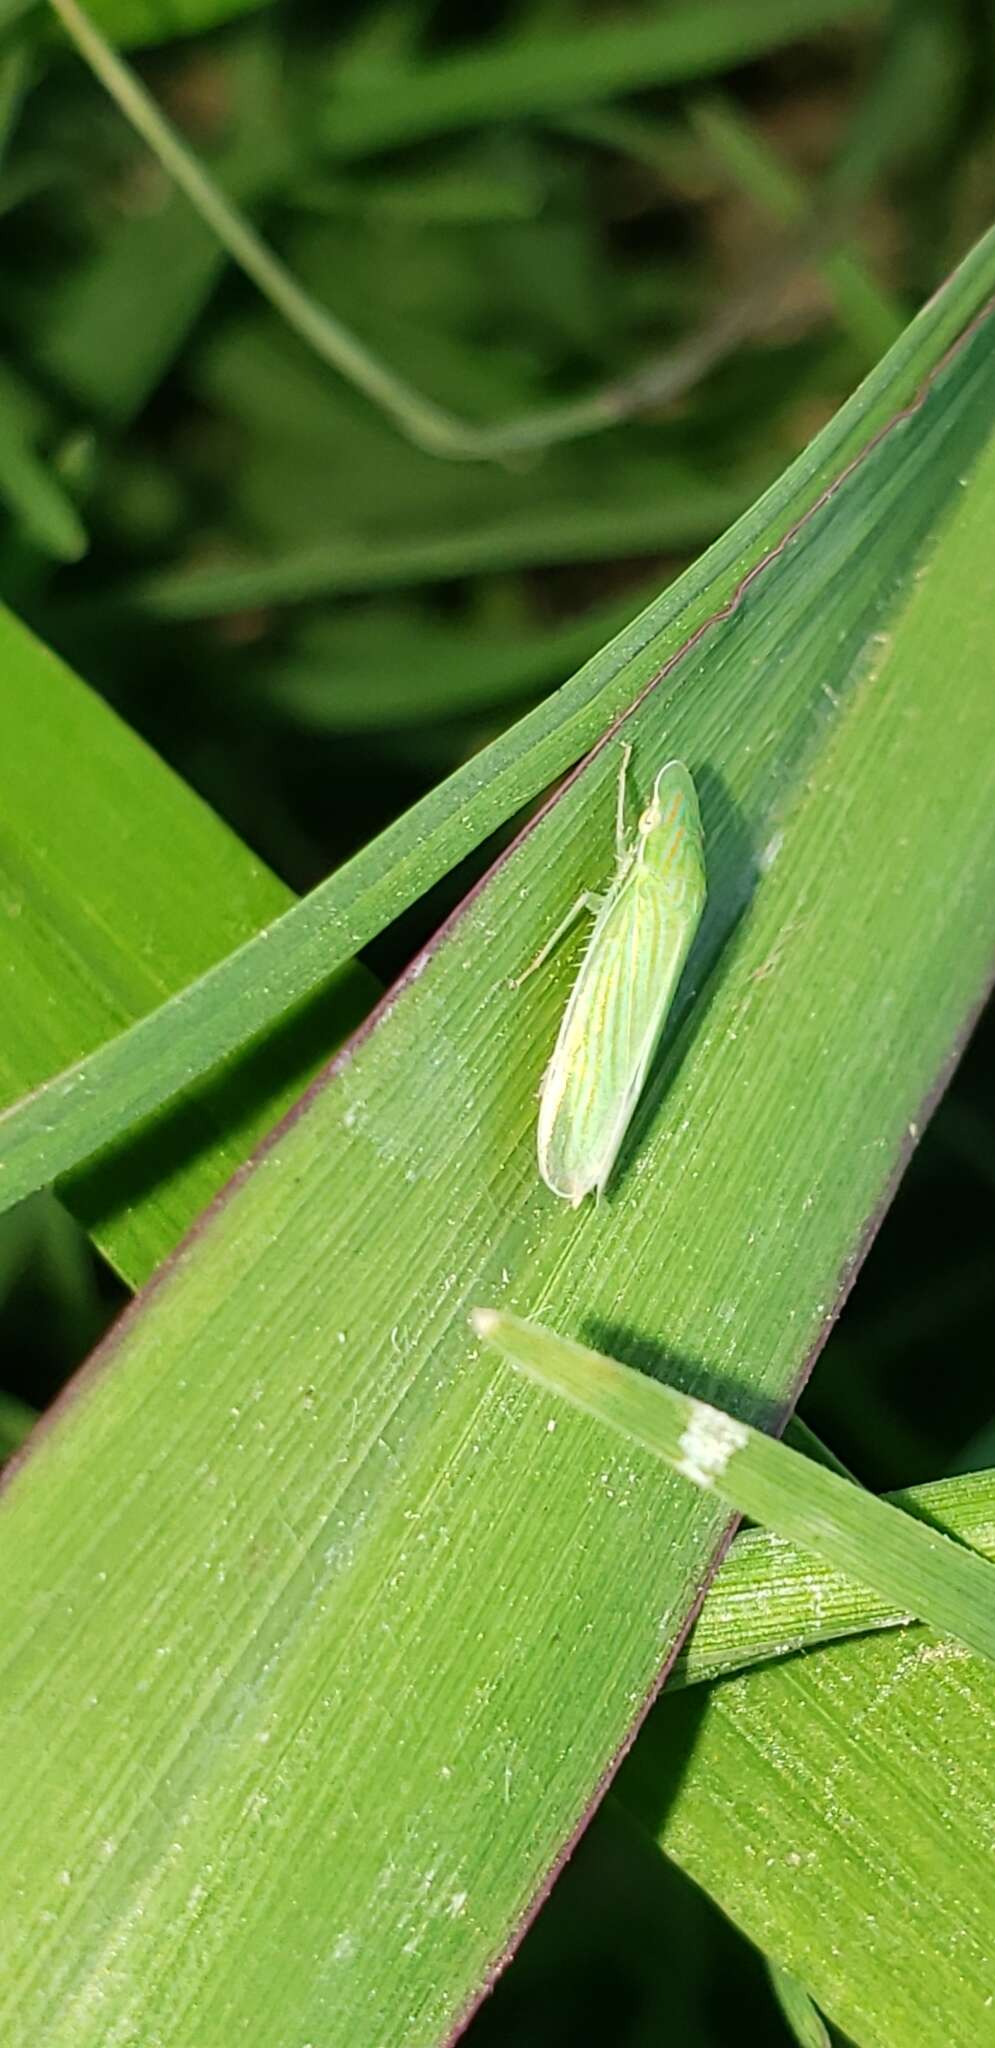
235, 585, 661, 732
319, 1, 874, 160
1, 267, 995, 2046
623, 1576, 995, 2044
134, 464, 754, 611
691, 95, 904, 359
1, 232, 994, 1230
34, 33, 295, 424
782, 1413, 855, 1478
766, 1960, 831, 2048
674, 1469, 995, 1688
0, 1388, 35, 1460
0, 606, 374, 1285
0, 360, 88, 560
57, 0, 272, 50
472, 1312, 995, 1668
0, 405, 87, 559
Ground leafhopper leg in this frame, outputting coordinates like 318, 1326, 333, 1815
615, 741, 633, 866
510, 891, 604, 989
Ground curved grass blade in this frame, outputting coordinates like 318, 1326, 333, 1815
1, 236, 994, 1231
0, 607, 375, 1284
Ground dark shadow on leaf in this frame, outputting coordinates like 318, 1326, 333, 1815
581, 1319, 787, 1435
612, 1682, 714, 1851
63, 965, 372, 1260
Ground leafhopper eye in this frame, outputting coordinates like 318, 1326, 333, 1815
521, 750, 706, 1206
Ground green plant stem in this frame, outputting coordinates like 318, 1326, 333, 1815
48, 0, 851, 464
690, 96, 904, 359
47, 0, 471, 459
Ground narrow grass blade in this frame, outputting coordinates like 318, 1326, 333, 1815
0, 411, 87, 559
0, 1389, 35, 1462
673, 1468, 995, 1688
132, 465, 762, 610
472, 1309, 995, 1668
0, 606, 374, 1285
0, 362, 88, 560
690, 96, 903, 358
766, 1959, 831, 2048
320, 1, 873, 159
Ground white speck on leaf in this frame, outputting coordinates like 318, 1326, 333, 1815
676, 1401, 748, 1487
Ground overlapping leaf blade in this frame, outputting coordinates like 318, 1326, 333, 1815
1, 274, 995, 2048
2, 235, 994, 1228
0, 610, 373, 1285
621, 1606, 995, 2047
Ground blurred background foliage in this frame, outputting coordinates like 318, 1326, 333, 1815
1, 1, 993, 2041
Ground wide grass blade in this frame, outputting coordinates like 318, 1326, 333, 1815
623, 1565, 995, 2045
1, 230, 994, 1229
2, 251, 995, 2047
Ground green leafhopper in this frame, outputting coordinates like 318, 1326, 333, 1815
517, 747, 706, 1206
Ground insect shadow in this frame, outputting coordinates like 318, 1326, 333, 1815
579, 1319, 788, 1435
603, 756, 762, 1208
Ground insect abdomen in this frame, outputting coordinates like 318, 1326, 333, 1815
534, 753, 706, 1204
